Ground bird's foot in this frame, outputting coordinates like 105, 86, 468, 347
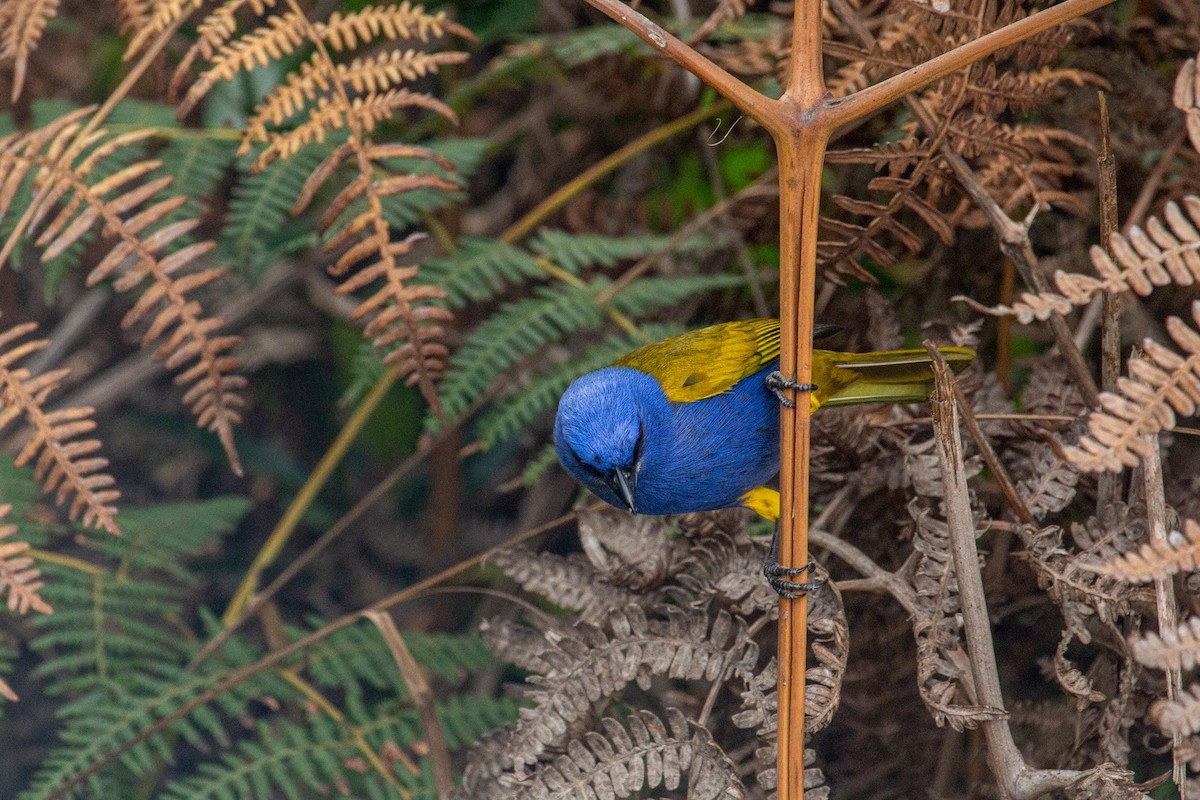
763, 524, 826, 599
765, 371, 817, 409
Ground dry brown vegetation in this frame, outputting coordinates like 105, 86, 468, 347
0, 0, 1198, 798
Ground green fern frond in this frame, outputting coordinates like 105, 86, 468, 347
434, 693, 522, 750
421, 237, 542, 307
219, 141, 331, 277
16, 101, 157, 299
158, 133, 240, 223
521, 442, 561, 487
273, 617, 500, 708
30, 499, 250, 694
607, 273, 747, 317
19, 662, 279, 800
87, 497, 250, 583
341, 338, 389, 408
528, 230, 673, 274
300, 619, 497, 700
158, 694, 520, 800
0, 459, 46, 527
510, 24, 646, 69
432, 283, 606, 427
0, 637, 16, 707
477, 324, 683, 449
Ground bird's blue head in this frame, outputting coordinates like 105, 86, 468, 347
554, 367, 669, 513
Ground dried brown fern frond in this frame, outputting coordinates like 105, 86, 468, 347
36, 157, 242, 472
803, 565, 847, 733
480, 604, 757, 771
489, 546, 640, 624
168, 0, 278, 100
1087, 519, 1200, 584
241, 49, 467, 154
114, 0, 155, 38
0, 503, 51, 616
815, 0, 1097, 280
0, 111, 246, 475
1054, 630, 1105, 705
1173, 54, 1200, 154
576, 507, 685, 591
973, 197, 1200, 323
1131, 615, 1200, 672
0, 321, 119, 535
174, 3, 469, 407
296, 143, 458, 406
1065, 307, 1200, 472
459, 708, 744, 800
907, 496, 1006, 729
0, 0, 60, 102
125, 0, 205, 59
1153, 682, 1200, 738
176, 2, 471, 165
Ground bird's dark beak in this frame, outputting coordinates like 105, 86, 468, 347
608, 467, 637, 513
813, 323, 840, 341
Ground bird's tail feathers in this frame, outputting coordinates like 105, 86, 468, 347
823, 346, 975, 408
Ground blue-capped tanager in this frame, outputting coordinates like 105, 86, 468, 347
554, 318, 975, 521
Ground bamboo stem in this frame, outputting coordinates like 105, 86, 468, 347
772, 0, 832, 790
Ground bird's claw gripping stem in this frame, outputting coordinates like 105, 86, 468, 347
763, 524, 826, 599
765, 371, 817, 409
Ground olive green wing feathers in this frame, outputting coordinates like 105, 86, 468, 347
615, 319, 781, 403
816, 347, 976, 407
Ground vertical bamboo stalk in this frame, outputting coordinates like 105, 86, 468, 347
774, 1, 830, 794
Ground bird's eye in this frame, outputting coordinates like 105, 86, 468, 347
567, 445, 603, 476
632, 425, 645, 467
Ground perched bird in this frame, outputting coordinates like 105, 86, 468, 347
554, 318, 975, 521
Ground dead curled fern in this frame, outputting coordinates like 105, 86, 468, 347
479, 604, 758, 771
0, 321, 120, 536
0, 0, 60, 102
485, 709, 745, 800
463, 503, 847, 797
1131, 616, 1200, 673
174, 2, 471, 408
1086, 519, 1200, 584
1064, 304, 1200, 472
963, 196, 1200, 324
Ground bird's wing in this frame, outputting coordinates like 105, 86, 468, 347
818, 346, 976, 407
615, 319, 781, 402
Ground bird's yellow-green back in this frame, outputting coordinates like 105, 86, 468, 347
614, 318, 974, 411
614, 319, 781, 403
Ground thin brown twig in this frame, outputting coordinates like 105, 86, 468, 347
1096, 91, 1122, 511
949, 379, 1035, 526
873, 412, 1079, 428
695, 130, 772, 317
927, 343, 1081, 800
1139, 420, 1185, 796
1124, 127, 1189, 232
365, 610, 455, 800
